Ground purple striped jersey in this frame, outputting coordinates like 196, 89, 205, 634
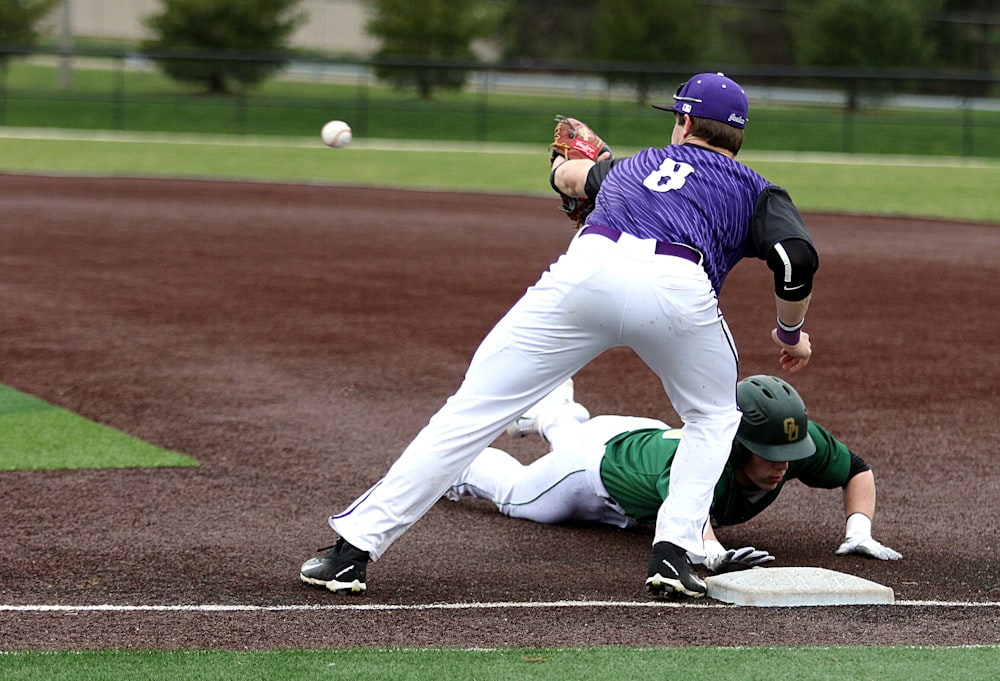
585, 144, 772, 293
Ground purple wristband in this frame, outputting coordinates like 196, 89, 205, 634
776, 327, 801, 346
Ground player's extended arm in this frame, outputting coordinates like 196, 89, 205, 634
550, 157, 595, 198
835, 470, 902, 560
701, 525, 775, 574
548, 117, 613, 227
753, 185, 819, 374
773, 295, 812, 373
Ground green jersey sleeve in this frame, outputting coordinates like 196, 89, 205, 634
786, 422, 853, 488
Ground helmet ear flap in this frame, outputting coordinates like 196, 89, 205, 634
732, 443, 751, 468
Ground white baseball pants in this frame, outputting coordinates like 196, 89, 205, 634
330, 230, 740, 561
448, 415, 671, 527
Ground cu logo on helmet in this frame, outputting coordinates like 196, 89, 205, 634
783, 418, 800, 442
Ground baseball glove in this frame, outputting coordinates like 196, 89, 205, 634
557, 194, 593, 227
550, 115, 611, 227
550, 115, 611, 163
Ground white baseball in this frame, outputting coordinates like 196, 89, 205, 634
321, 120, 352, 148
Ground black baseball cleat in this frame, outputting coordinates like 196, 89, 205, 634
645, 541, 707, 599
300, 538, 370, 595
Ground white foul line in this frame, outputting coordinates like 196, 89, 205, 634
0, 599, 996, 613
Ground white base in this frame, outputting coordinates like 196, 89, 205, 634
705, 566, 895, 607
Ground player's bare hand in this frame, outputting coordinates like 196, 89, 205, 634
771, 329, 811, 373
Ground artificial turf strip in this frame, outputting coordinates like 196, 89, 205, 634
0, 384, 197, 470
0, 647, 998, 681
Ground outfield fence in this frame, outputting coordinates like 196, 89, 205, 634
2, 46, 999, 157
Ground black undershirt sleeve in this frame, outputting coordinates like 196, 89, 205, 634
584, 159, 617, 199
845, 450, 872, 484
750, 186, 819, 301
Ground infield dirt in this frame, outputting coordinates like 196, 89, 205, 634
1, 174, 998, 649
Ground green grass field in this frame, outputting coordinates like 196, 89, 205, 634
2, 131, 1000, 224
2, 70, 998, 676
2, 645, 998, 681
0, 384, 195, 470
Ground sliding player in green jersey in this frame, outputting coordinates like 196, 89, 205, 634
448, 375, 900, 575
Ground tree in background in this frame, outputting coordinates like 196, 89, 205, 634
790, 0, 937, 105
364, 0, 497, 99
493, 0, 826, 100
927, 0, 998, 95
706, 2, 797, 67
495, 0, 598, 63
142, 0, 305, 94
125, 0, 996, 103
0, 0, 59, 55
595, 0, 709, 105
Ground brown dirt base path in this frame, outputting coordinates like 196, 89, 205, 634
1, 174, 998, 650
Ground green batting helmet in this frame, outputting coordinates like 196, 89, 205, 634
735, 375, 815, 462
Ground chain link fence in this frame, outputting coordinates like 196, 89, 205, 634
2, 47, 999, 157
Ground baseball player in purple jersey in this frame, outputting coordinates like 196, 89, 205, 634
300, 72, 818, 600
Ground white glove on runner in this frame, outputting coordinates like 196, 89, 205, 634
703, 540, 775, 574
835, 512, 902, 560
